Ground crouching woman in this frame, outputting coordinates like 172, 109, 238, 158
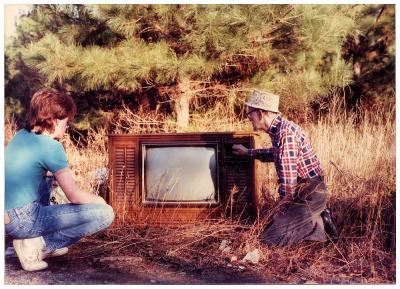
5, 88, 115, 271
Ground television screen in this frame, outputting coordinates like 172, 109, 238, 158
143, 145, 218, 204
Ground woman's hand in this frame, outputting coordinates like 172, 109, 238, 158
55, 168, 106, 205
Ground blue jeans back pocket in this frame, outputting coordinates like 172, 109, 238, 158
5, 201, 39, 239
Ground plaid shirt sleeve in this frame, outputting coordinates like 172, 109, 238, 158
247, 148, 275, 162
278, 131, 299, 197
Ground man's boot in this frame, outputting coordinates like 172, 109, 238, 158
321, 208, 338, 241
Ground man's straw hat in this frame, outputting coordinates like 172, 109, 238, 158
245, 90, 280, 113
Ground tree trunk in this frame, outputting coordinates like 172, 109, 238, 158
175, 77, 192, 132
352, 34, 362, 80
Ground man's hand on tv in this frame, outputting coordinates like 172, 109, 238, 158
232, 144, 249, 156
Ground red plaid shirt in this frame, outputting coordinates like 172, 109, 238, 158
248, 115, 324, 198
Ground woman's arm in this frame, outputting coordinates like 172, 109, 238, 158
54, 168, 106, 205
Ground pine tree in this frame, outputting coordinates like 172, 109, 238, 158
341, 4, 395, 108
6, 4, 393, 129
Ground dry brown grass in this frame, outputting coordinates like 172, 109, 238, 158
4, 99, 395, 284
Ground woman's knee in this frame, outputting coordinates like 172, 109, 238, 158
97, 204, 115, 227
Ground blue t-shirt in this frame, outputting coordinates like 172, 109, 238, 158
5, 129, 69, 210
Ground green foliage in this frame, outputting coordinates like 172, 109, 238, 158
21, 34, 178, 92
250, 5, 356, 113
73, 108, 113, 130
180, 55, 220, 78
5, 4, 395, 129
341, 4, 395, 106
23, 34, 83, 86
5, 98, 25, 120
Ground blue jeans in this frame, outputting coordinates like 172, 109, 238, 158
5, 177, 115, 251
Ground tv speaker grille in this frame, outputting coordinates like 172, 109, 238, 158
114, 147, 136, 205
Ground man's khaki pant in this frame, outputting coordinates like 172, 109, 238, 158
261, 178, 327, 246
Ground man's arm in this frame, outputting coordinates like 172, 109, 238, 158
277, 132, 299, 198
232, 144, 275, 162
54, 168, 106, 205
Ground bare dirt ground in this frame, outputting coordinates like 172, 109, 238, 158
5, 229, 395, 285
4, 241, 278, 285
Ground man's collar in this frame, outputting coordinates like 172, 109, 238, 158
267, 115, 282, 135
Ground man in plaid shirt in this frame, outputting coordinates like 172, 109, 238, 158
247, 114, 324, 199
233, 90, 337, 246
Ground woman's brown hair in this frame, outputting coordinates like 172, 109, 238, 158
25, 88, 77, 134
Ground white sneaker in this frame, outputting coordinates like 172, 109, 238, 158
43, 247, 69, 258
13, 237, 48, 271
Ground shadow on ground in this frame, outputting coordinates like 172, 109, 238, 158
5, 243, 277, 285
